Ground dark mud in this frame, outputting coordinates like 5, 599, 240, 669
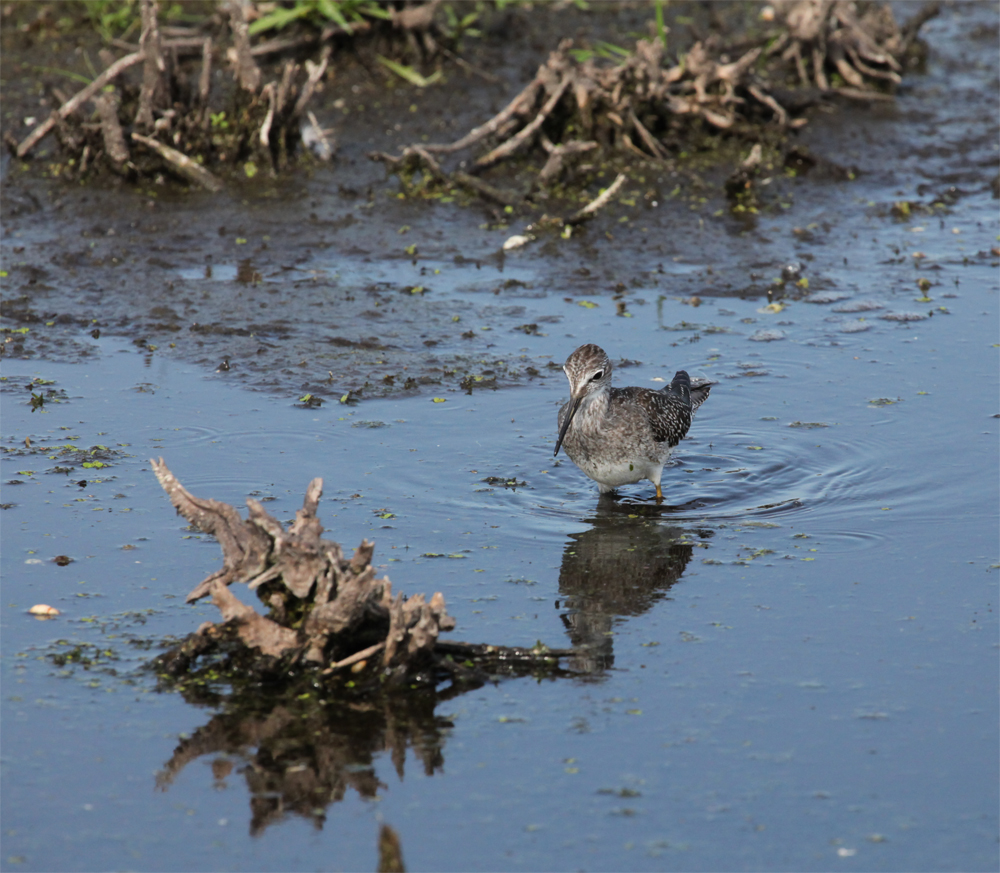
1, 2, 978, 404
1, 3, 998, 871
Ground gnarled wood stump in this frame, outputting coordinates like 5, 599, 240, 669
151, 458, 454, 678
150, 459, 574, 688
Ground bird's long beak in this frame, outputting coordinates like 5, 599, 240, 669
553, 394, 583, 457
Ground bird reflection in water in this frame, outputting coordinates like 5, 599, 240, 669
557, 496, 712, 673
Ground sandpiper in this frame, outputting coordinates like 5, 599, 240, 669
553, 343, 711, 502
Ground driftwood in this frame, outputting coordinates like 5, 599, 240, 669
372, 0, 938, 198
150, 459, 575, 687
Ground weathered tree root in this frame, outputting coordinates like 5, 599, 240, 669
10, 0, 459, 185
373, 1, 938, 199
12, 0, 336, 184
150, 459, 575, 686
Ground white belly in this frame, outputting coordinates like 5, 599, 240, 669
575, 453, 669, 492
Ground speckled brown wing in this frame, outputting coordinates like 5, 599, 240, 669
614, 386, 693, 447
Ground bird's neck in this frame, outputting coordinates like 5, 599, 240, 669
574, 387, 610, 429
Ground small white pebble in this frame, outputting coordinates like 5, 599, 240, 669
502, 234, 533, 251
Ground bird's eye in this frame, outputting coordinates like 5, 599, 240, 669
590, 370, 604, 382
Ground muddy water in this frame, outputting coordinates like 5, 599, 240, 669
3, 3, 999, 871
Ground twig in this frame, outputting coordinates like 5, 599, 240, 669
321, 641, 386, 674
536, 138, 597, 186
111, 36, 208, 54
370, 146, 520, 205
628, 108, 667, 159
135, 0, 166, 129
566, 172, 626, 224
747, 84, 788, 126
250, 33, 317, 56
452, 171, 520, 206
198, 38, 213, 104
16, 51, 145, 157
423, 76, 542, 154
227, 0, 261, 92
259, 82, 276, 148
303, 110, 335, 161
131, 133, 224, 191
293, 46, 331, 118
93, 93, 129, 165
475, 74, 571, 168
832, 86, 895, 101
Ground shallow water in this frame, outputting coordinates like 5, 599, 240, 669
2, 3, 999, 871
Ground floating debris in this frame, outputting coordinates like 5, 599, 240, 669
804, 292, 852, 304
879, 311, 929, 321
833, 299, 884, 312
503, 234, 534, 251
868, 397, 902, 407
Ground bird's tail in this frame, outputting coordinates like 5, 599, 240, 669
665, 370, 692, 408
663, 370, 713, 411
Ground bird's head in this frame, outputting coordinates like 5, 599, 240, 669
554, 344, 612, 456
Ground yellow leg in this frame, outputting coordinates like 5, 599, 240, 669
655, 483, 663, 503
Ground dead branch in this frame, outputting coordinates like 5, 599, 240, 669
197, 38, 213, 104
16, 51, 145, 157
536, 137, 598, 187
475, 72, 571, 169
135, 0, 166, 128
423, 76, 543, 154
226, 0, 262, 91
131, 133, 225, 191
150, 458, 455, 674
293, 46, 332, 118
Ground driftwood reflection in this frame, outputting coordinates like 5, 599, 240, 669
153, 495, 710, 834
557, 498, 712, 672
156, 685, 449, 837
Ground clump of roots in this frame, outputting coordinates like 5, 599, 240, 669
372, 1, 939, 197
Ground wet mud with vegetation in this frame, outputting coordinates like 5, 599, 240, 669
0, 0, 944, 405
2, 2, 998, 871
